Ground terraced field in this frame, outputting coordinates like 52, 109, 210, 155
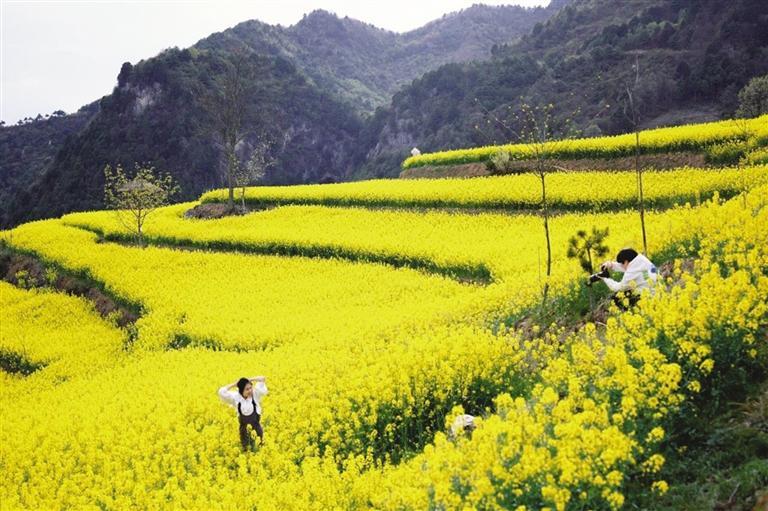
2, 123, 767, 510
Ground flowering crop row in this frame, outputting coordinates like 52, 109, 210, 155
200, 165, 767, 211
356, 184, 768, 510
64, 199, 692, 288
2, 180, 765, 509
3, 221, 484, 352
0, 282, 126, 389
401, 115, 768, 169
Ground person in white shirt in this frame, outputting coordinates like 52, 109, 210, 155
218, 376, 268, 451
449, 414, 476, 439
597, 248, 658, 310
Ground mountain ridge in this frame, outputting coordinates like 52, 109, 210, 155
4, 0, 767, 226
356, 0, 768, 178
1, 3, 559, 227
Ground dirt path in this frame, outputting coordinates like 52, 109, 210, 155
0, 246, 140, 327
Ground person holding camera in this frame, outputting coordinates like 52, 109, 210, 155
218, 376, 268, 451
589, 248, 658, 310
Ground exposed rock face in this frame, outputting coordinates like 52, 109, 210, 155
2, 4, 557, 226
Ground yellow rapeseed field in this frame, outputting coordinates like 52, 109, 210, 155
401, 115, 768, 169
4, 221, 487, 351
1, 162, 766, 509
199, 164, 767, 210
63, 199, 698, 285
0, 282, 127, 390
359, 184, 768, 511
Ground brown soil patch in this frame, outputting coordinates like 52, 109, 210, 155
0, 249, 138, 327
400, 152, 707, 179
184, 202, 275, 219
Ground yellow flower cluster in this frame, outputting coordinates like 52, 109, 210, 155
1, 174, 765, 509
1, 324, 556, 510
63, 199, 694, 286
0, 282, 127, 390
401, 115, 768, 169
199, 164, 768, 211
353, 186, 768, 510
4, 221, 485, 351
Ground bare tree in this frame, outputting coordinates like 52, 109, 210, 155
104, 163, 179, 247
233, 139, 275, 210
201, 51, 254, 211
475, 99, 578, 302
513, 103, 577, 302
622, 53, 648, 255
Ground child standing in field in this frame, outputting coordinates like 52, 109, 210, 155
218, 376, 268, 451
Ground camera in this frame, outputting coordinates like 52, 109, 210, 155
587, 268, 610, 286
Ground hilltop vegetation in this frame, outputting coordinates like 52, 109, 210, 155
0, 4, 558, 228
217, 4, 558, 114
0, 103, 97, 215
361, 0, 768, 177
3, 0, 768, 227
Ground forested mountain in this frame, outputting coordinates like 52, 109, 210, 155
3, 0, 767, 226
6, 49, 365, 225
1, 3, 556, 227
0, 103, 97, 216
359, 0, 768, 177
279, 4, 559, 112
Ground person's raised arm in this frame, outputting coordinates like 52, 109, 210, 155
217, 381, 237, 405
601, 265, 642, 293
249, 376, 268, 397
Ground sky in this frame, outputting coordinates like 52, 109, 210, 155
0, 0, 548, 125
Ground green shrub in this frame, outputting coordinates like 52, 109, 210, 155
486, 150, 520, 175
704, 140, 748, 165
743, 147, 768, 165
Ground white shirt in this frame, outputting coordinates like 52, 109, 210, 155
218, 378, 268, 416
450, 414, 476, 437
601, 253, 658, 293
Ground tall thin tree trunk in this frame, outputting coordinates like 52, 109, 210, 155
227, 166, 235, 210
587, 247, 594, 309
635, 130, 648, 254
628, 55, 648, 255
540, 164, 551, 302
226, 143, 236, 210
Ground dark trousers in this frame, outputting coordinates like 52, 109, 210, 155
612, 290, 640, 311
238, 412, 263, 451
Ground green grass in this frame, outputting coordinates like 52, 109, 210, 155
494, 237, 768, 511
627, 378, 768, 511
